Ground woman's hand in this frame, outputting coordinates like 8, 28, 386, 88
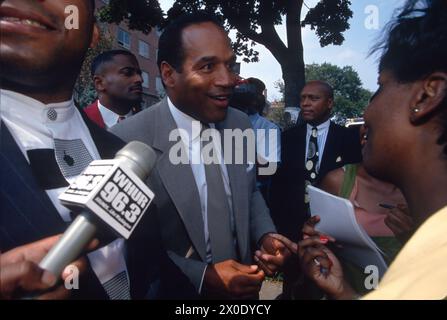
298, 216, 356, 300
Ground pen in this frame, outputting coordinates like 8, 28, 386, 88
313, 258, 329, 276
379, 203, 396, 210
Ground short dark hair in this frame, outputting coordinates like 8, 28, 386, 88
157, 12, 224, 73
246, 77, 266, 94
305, 80, 334, 99
373, 0, 447, 155
91, 50, 136, 76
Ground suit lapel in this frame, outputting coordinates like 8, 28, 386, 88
319, 122, 339, 176
284, 124, 306, 171
84, 100, 106, 129
298, 125, 307, 168
80, 109, 125, 159
0, 125, 67, 250
1, 120, 113, 299
153, 102, 207, 261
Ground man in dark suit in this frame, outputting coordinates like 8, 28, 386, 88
84, 50, 143, 129
112, 12, 292, 299
0, 0, 193, 299
269, 80, 362, 298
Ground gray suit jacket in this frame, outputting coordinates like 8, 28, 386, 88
111, 98, 276, 291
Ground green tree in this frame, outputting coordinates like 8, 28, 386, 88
97, 0, 164, 34
99, 0, 353, 109
276, 63, 372, 120
165, 0, 353, 109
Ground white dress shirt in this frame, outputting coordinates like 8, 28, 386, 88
305, 119, 331, 171
98, 100, 132, 129
1, 89, 129, 290
167, 97, 235, 292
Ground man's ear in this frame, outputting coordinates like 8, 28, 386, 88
93, 75, 104, 92
89, 24, 100, 48
327, 98, 334, 111
410, 72, 447, 123
160, 61, 177, 88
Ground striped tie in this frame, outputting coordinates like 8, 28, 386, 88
102, 271, 131, 300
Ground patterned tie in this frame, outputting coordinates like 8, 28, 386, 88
201, 124, 236, 263
304, 126, 319, 204
53, 139, 131, 300
103, 271, 131, 300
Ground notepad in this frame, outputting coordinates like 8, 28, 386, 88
308, 186, 388, 278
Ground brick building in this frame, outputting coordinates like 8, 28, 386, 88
95, 0, 164, 108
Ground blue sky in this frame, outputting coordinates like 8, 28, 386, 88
158, 0, 407, 101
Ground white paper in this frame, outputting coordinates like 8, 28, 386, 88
308, 186, 388, 278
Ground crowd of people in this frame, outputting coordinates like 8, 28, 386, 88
1, 0, 446, 300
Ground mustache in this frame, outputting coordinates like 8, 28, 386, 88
129, 84, 143, 91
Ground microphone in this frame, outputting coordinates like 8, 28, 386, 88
39, 141, 157, 277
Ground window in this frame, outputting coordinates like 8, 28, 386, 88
142, 71, 149, 88
117, 28, 130, 49
138, 40, 150, 59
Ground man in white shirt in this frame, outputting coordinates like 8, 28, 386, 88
0, 0, 194, 300
270, 80, 362, 298
112, 12, 293, 299
84, 50, 143, 129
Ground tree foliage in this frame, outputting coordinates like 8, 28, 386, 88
164, 0, 353, 107
98, 0, 164, 34
98, 0, 353, 108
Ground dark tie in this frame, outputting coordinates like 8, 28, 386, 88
117, 115, 126, 124
304, 126, 319, 204
201, 124, 236, 263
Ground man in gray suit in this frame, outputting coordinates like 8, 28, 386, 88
112, 12, 291, 299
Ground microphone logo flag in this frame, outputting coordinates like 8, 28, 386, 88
59, 160, 155, 239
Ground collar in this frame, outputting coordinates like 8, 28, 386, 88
306, 118, 331, 133
97, 100, 132, 129
167, 97, 212, 142
1, 89, 75, 124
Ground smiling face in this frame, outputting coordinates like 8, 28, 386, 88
300, 82, 333, 125
95, 54, 143, 113
0, 0, 95, 97
162, 22, 238, 123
